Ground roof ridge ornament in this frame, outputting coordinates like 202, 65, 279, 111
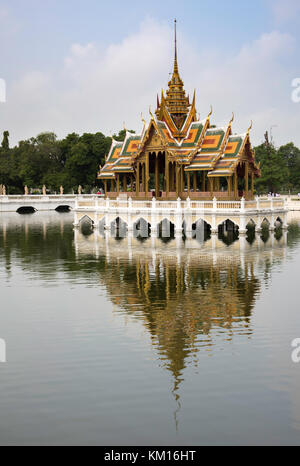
207, 105, 213, 118
229, 112, 234, 125
247, 120, 253, 133
149, 106, 155, 120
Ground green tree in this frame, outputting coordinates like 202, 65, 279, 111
254, 142, 288, 193
1, 131, 9, 150
277, 142, 300, 191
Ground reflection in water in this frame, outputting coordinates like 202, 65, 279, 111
1, 211, 300, 442
73, 225, 291, 427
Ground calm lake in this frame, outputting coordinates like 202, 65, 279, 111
0, 211, 300, 446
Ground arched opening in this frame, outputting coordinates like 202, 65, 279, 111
189, 219, 211, 242
246, 219, 256, 244
79, 215, 94, 236
275, 216, 283, 229
134, 218, 151, 238
157, 218, 175, 241
261, 218, 270, 231
55, 205, 71, 212
110, 217, 127, 239
218, 219, 239, 245
16, 206, 36, 214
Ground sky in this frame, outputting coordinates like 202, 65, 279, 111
0, 0, 299, 147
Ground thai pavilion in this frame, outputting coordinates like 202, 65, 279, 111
97, 21, 261, 200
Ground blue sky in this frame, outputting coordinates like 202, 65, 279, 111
0, 0, 299, 146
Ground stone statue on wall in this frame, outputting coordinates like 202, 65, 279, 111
78, 185, 82, 195
2, 185, 6, 195
24, 185, 29, 196
60, 185, 64, 195
42, 185, 46, 196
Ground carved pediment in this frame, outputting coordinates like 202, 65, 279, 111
148, 129, 162, 148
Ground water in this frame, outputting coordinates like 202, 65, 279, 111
0, 211, 300, 445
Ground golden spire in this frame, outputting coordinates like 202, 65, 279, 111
165, 19, 189, 127
174, 18, 178, 75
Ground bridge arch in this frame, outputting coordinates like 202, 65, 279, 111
55, 205, 72, 212
16, 206, 36, 214
134, 218, 151, 238
261, 217, 271, 229
217, 218, 239, 231
78, 214, 94, 226
110, 216, 128, 238
157, 218, 175, 238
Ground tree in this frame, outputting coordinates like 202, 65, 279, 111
277, 142, 300, 191
254, 139, 288, 193
1, 131, 9, 150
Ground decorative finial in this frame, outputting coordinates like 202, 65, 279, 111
208, 105, 213, 118
141, 112, 146, 126
247, 120, 253, 133
149, 106, 154, 119
123, 121, 127, 132
229, 112, 234, 125
174, 19, 178, 74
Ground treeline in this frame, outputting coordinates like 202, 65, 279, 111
0, 129, 300, 194
0, 130, 120, 194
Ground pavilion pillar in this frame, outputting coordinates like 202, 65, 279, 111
193, 172, 197, 192
142, 163, 145, 193
202, 171, 206, 192
131, 175, 133, 192
234, 171, 238, 199
209, 178, 213, 197
104, 180, 107, 197
171, 163, 175, 191
166, 158, 170, 197
155, 154, 159, 198
227, 176, 232, 199
187, 172, 190, 195
110, 179, 114, 192
176, 164, 179, 197
251, 171, 254, 198
136, 163, 140, 195
123, 174, 127, 192
145, 153, 149, 197
181, 166, 184, 194
117, 174, 120, 196
245, 162, 249, 200
216, 177, 220, 191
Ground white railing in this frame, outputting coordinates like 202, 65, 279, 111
75, 196, 287, 212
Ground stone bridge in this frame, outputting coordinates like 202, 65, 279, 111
0, 194, 100, 213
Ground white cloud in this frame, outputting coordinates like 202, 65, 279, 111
1, 18, 299, 148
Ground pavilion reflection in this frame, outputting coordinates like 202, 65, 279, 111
74, 229, 288, 387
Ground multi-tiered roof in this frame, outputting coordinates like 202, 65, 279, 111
98, 21, 260, 181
